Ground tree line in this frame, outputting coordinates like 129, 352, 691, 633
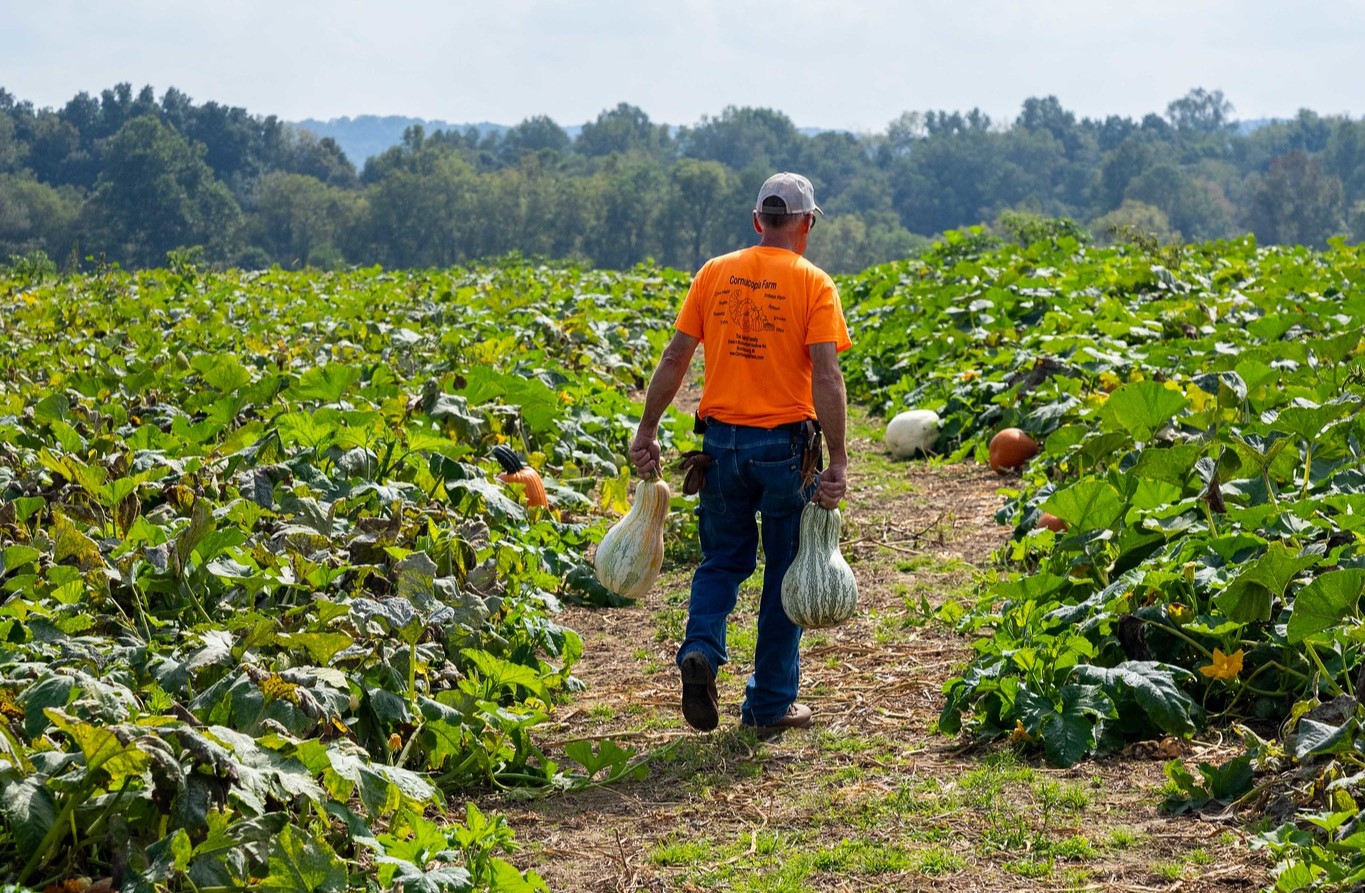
1, 83, 1363, 275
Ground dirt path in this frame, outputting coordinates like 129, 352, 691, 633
480, 419, 1269, 892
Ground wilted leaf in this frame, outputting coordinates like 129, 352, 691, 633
52, 512, 103, 570
259, 824, 348, 893
1293, 718, 1358, 759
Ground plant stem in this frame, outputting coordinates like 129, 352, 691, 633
1140, 617, 1213, 660
1304, 641, 1345, 698
1301, 443, 1313, 501
18, 784, 92, 885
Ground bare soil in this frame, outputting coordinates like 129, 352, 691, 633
475, 409, 1270, 892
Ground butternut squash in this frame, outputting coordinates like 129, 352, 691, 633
593, 476, 669, 598
781, 502, 858, 628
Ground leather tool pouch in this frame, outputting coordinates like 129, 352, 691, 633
800, 420, 824, 490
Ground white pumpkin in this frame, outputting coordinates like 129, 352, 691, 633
781, 502, 858, 628
885, 409, 940, 458
594, 477, 669, 598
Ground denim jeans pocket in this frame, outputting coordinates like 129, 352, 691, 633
748, 453, 807, 517
698, 451, 727, 515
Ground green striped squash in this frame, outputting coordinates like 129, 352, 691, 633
781, 502, 858, 628
593, 477, 669, 598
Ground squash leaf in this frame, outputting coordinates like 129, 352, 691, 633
1103, 381, 1188, 442
1040, 479, 1126, 531
1072, 661, 1198, 736
1287, 569, 1365, 643
1215, 544, 1320, 623
259, 824, 348, 893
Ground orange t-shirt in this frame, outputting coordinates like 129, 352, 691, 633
675, 246, 852, 428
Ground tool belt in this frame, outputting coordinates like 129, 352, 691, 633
678, 415, 822, 495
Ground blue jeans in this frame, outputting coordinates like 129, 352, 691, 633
676, 420, 815, 726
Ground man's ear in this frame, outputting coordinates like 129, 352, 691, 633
752, 211, 762, 235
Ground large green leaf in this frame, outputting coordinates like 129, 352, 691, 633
0, 769, 57, 855
1129, 442, 1206, 485
487, 859, 549, 893
462, 649, 550, 702
292, 363, 363, 404
1103, 381, 1188, 442
194, 353, 254, 393
1071, 661, 1198, 735
32, 393, 69, 424
1040, 479, 1126, 531
445, 477, 526, 522
1040, 708, 1094, 768
19, 675, 77, 738
1287, 569, 1365, 643
459, 367, 561, 435
1214, 544, 1320, 623
1267, 399, 1356, 443
375, 858, 473, 893
319, 740, 438, 816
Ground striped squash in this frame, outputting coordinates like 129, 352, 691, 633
781, 502, 858, 628
593, 477, 669, 598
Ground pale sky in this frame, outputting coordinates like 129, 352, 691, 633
3, 1, 1362, 133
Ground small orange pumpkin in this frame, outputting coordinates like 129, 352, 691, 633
1036, 512, 1067, 532
988, 428, 1039, 473
492, 445, 549, 508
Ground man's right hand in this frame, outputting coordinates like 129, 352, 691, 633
816, 461, 847, 508
629, 430, 662, 477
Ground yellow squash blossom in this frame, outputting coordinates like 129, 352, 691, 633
1198, 647, 1244, 681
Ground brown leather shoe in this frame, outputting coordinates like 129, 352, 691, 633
743, 702, 813, 736
680, 652, 719, 731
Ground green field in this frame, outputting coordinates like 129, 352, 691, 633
3, 228, 1365, 891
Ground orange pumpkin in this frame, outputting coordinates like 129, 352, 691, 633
1036, 512, 1067, 532
492, 445, 549, 508
988, 428, 1039, 472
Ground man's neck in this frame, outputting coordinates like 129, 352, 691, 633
757, 234, 803, 254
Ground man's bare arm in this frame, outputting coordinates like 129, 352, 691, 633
810, 342, 848, 508
629, 331, 700, 476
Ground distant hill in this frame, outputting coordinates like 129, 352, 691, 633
293, 115, 837, 166
292, 116, 512, 167
1235, 118, 1280, 135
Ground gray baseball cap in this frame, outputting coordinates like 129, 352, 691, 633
754, 172, 823, 216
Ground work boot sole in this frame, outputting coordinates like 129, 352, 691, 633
742, 702, 813, 739
680, 652, 719, 732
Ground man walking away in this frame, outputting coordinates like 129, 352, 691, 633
628, 172, 851, 734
